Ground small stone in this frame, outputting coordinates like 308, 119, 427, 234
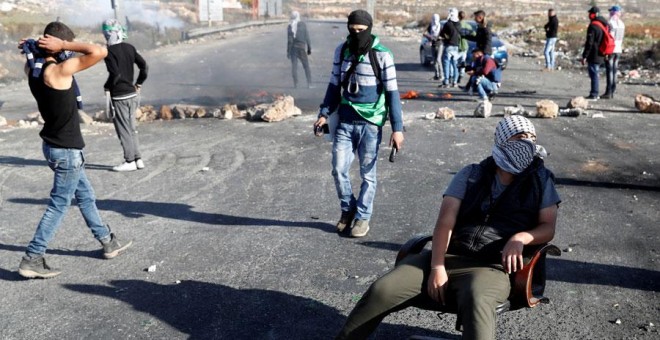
424, 112, 436, 120
591, 113, 605, 118
435, 107, 455, 120
146, 265, 157, 272
568, 96, 589, 110
474, 100, 492, 118
0, 115, 7, 127
614, 318, 622, 325
613, 303, 619, 308
175, 280, 181, 284
564, 247, 573, 253
201, 166, 210, 172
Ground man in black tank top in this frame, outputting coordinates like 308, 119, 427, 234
18, 22, 132, 279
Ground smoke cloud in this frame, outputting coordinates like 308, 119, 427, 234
53, 0, 185, 28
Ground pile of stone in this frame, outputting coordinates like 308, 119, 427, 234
133, 95, 302, 123
0, 95, 303, 129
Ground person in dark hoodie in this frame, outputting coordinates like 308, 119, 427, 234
287, 11, 313, 88
464, 10, 492, 55
102, 19, 148, 172
543, 9, 559, 71
581, 6, 608, 100
439, 8, 461, 87
335, 116, 559, 340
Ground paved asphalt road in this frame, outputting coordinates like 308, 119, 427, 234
0, 22, 659, 339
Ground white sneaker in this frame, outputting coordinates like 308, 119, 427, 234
112, 161, 137, 172
135, 159, 145, 169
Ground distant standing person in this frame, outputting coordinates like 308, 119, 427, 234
581, 6, 608, 100
18, 22, 132, 279
424, 13, 443, 81
604, 5, 625, 99
440, 8, 461, 88
543, 9, 559, 71
464, 10, 492, 55
457, 11, 472, 83
102, 19, 148, 172
287, 11, 313, 88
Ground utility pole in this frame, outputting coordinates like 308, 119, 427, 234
110, 0, 125, 27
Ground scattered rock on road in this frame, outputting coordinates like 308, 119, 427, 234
634, 94, 660, 113
568, 96, 589, 110
435, 107, 455, 120
474, 101, 492, 118
536, 100, 559, 118
0, 115, 6, 127
78, 110, 94, 125
159, 105, 173, 120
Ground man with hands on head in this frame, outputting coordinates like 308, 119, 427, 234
17, 22, 132, 279
314, 10, 404, 238
336, 116, 560, 340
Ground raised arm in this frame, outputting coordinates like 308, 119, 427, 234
37, 35, 106, 90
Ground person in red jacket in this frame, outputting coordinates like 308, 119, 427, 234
581, 6, 608, 100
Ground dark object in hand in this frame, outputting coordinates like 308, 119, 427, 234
389, 147, 397, 163
307, 49, 312, 55
314, 124, 329, 136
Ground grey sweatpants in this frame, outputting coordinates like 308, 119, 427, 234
336, 251, 510, 340
112, 96, 141, 162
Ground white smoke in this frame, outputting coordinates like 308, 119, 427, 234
52, 0, 185, 29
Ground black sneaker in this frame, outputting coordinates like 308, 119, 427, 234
102, 233, 133, 259
601, 92, 612, 99
18, 256, 61, 279
336, 210, 356, 234
585, 95, 600, 100
487, 92, 497, 101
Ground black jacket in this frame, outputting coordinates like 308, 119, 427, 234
582, 16, 608, 64
464, 25, 492, 55
545, 15, 559, 38
440, 20, 460, 46
103, 43, 148, 97
447, 157, 554, 263
287, 21, 311, 55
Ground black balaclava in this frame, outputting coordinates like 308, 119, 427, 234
347, 10, 373, 57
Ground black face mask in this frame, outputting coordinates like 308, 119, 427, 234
348, 27, 373, 57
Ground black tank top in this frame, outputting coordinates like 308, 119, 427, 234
29, 61, 85, 149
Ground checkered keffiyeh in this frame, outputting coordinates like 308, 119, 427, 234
494, 115, 536, 145
491, 116, 546, 174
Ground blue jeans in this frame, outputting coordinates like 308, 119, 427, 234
442, 45, 459, 85
475, 77, 497, 100
332, 121, 382, 221
26, 143, 110, 256
544, 37, 557, 69
587, 63, 600, 97
605, 53, 620, 94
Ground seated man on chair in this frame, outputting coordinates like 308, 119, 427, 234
336, 116, 561, 340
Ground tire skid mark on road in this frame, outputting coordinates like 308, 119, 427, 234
136, 152, 177, 186
179, 149, 245, 202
